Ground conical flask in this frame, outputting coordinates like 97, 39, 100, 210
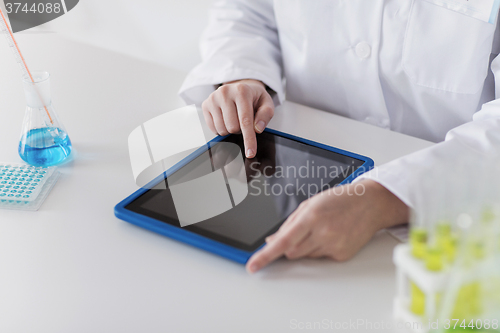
18, 71, 72, 167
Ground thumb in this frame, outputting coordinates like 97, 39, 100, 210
253, 93, 275, 134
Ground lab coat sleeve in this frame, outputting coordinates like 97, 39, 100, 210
178, 0, 284, 107
356, 55, 500, 208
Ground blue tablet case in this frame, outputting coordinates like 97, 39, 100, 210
114, 129, 374, 264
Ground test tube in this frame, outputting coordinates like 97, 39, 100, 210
409, 167, 432, 260
409, 166, 435, 316
424, 164, 449, 272
455, 214, 484, 323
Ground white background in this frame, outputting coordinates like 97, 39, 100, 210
2, 0, 216, 72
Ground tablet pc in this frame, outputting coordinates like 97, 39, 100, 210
114, 129, 374, 264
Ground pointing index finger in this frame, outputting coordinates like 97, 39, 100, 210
235, 93, 257, 158
246, 215, 310, 273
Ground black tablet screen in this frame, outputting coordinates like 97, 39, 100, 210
125, 131, 365, 252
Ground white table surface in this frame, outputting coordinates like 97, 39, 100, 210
0, 34, 433, 333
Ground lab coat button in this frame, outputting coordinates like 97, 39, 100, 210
355, 42, 371, 59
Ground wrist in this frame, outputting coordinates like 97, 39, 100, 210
223, 79, 266, 89
362, 179, 409, 230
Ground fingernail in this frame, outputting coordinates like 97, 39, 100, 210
255, 121, 266, 133
246, 149, 254, 158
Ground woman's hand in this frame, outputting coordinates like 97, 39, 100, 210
202, 79, 275, 158
246, 179, 409, 273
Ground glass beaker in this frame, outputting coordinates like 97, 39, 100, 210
18, 71, 72, 166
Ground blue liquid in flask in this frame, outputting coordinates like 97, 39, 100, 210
18, 127, 72, 167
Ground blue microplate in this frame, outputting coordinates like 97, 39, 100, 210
0, 163, 60, 211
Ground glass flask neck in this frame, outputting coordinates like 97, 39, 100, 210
23, 71, 52, 109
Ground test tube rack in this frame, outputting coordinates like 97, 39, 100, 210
393, 243, 500, 333
393, 244, 446, 333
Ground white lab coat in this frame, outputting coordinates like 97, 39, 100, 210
179, 0, 500, 207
